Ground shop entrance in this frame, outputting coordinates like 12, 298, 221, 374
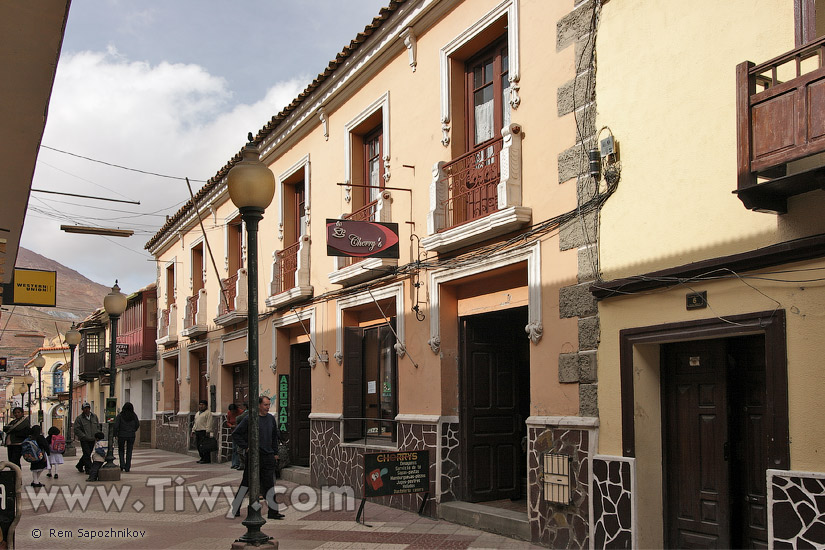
289, 343, 312, 467
459, 307, 530, 503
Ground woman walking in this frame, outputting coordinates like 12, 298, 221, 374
113, 402, 140, 472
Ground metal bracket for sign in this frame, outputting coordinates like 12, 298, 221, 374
355, 498, 371, 527
336, 182, 415, 227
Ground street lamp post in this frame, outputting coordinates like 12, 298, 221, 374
100, 281, 127, 481
227, 139, 275, 546
64, 324, 81, 456
33, 353, 46, 427
23, 374, 34, 423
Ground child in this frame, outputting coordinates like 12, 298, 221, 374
86, 432, 106, 482
26, 426, 49, 488
46, 426, 65, 479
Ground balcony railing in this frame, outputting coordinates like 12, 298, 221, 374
736, 35, 825, 213
267, 235, 312, 308
219, 273, 239, 315
439, 138, 503, 232
159, 308, 170, 338
340, 200, 379, 267
422, 124, 529, 254
182, 290, 207, 337
185, 295, 199, 328
157, 303, 178, 346
273, 241, 300, 295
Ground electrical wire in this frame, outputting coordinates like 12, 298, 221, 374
40, 145, 208, 183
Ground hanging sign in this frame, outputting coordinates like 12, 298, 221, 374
116, 343, 129, 356
278, 374, 288, 434
1, 268, 57, 307
105, 397, 117, 424
326, 219, 399, 258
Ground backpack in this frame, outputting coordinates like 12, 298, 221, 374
21, 438, 44, 463
50, 434, 66, 454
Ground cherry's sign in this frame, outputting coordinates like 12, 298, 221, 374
326, 219, 399, 258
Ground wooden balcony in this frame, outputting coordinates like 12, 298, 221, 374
215, 269, 248, 326
422, 124, 530, 253
156, 303, 178, 347
78, 348, 104, 381
735, 36, 825, 214
116, 288, 157, 369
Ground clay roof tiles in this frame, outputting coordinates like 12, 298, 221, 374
145, 1, 405, 250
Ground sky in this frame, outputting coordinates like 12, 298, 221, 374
22, 0, 389, 295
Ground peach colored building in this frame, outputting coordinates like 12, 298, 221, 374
147, 0, 603, 546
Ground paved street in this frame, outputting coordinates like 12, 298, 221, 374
6, 447, 543, 549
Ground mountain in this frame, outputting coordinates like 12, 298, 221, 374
0, 247, 113, 370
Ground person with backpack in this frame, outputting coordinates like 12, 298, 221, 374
3, 407, 30, 467
46, 426, 65, 479
113, 402, 140, 472
23, 426, 49, 487
86, 432, 106, 482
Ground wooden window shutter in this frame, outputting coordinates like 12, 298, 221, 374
343, 327, 364, 441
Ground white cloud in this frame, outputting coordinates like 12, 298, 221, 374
23, 49, 303, 293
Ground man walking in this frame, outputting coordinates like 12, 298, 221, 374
192, 399, 211, 464
232, 395, 284, 520
74, 403, 99, 474
3, 407, 30, 467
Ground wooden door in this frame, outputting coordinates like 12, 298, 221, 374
232, 363, 248, 406
290, 343, 312, 467
663, 340, 731, 548
663, 337, 769, 548
728, 335, 769, 549
198, 358, 208, 403
460, 310, 525, 502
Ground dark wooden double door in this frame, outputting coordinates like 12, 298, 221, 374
460, 308, 529, 502
663, 336, 769, 548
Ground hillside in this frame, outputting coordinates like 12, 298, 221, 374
0, 247, 112, 370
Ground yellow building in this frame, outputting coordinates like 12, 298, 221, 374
146, 0, 603, 545
21, 339, 71, 433
593, 0, 825, 547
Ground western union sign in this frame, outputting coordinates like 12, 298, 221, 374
1, 268, 57, 307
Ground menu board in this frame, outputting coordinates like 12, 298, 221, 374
364, 450, 429, 498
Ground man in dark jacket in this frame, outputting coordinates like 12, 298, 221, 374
3, 407, 30, 466
74, 403, 100, 474
232, 396, 284, 520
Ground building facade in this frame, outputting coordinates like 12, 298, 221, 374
146, 0, 603, 546
592, 0, 825, 548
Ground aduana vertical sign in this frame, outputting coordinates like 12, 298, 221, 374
278, 374, 288, 434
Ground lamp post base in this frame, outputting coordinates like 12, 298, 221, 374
231, 538, 278, 549
63, 443, 78, 457
98, 461, 121, 481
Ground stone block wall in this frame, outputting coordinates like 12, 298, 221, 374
769, 469, 825, 547
529, 424, 592, 549
310, 419, 440, 517
556, 0, 601, 418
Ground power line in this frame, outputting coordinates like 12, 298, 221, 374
40, 145, 208, 183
